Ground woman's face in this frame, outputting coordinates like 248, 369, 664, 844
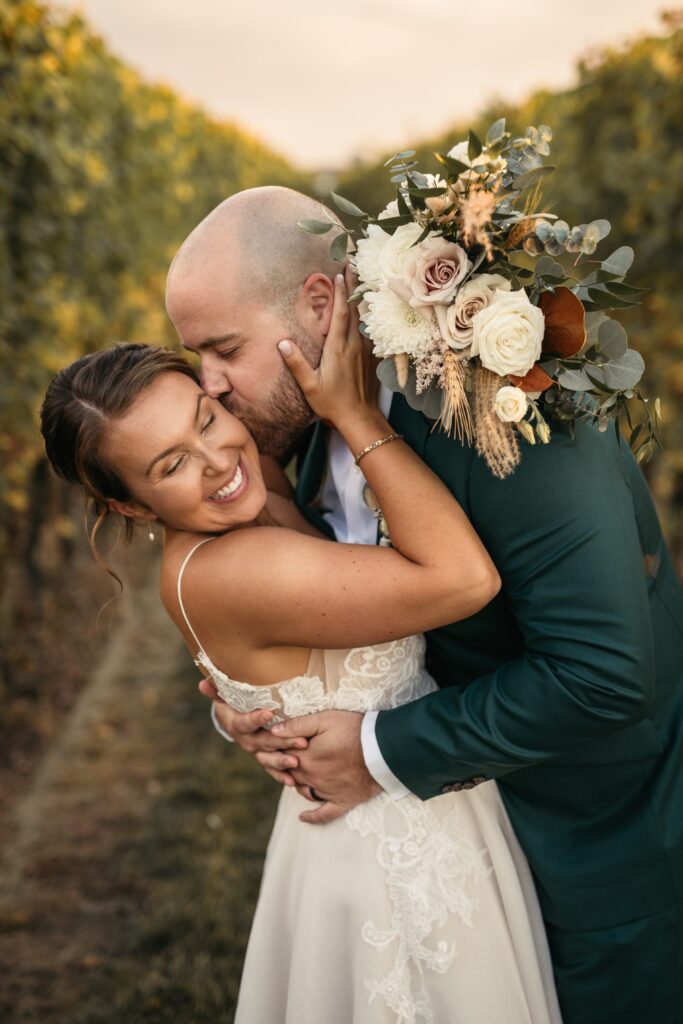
100, 371, 268, 534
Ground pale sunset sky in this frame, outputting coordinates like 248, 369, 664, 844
63, 0, 667, 167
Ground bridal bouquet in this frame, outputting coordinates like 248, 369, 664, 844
300, 120, 659, 478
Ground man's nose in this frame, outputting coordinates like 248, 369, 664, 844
200, 366, 231, 400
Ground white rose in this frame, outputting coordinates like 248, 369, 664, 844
352, 224, 389, 289
438, 273, 512, 350
472, 289, 544, 378
447, 140, 471, 165
494, 386, 528, 423
400, 236, 472, 308
377, 222, 425, 289
378, 199, 399, 220
446, 140, 507, 187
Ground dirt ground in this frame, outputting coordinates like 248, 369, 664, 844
0, 565, 279, 1023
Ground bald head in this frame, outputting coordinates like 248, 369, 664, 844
166, 186, 343, 324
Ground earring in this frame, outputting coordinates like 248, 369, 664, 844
148, 529, 155, 542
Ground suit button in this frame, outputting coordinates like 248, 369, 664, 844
472, 776, 486, 786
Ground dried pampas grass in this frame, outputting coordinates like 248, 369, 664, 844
473, 367, 521, 479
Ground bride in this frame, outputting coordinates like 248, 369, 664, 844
41, 278, 561, 1023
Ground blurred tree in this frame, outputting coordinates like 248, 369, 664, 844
0, 0, 308, 704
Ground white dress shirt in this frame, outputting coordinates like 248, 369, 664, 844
212, 384, 409, 798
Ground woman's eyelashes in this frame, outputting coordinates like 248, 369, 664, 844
162, 414, 217, 477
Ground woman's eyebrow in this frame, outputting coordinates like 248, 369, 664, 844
144, 392, 207, 477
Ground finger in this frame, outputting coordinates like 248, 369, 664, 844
325, 274, 350, 351
265, 769, 297, 787
198, 678, 220, 700
299, 802, 347, 825
270, 715, 322, 741
255, 751, 300, 772
229, 707, 276, 736
295, 784, 320, 803
278, 339, 318, 393
344, 263, 358, 297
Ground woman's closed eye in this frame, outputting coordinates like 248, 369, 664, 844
201, 413, 216, 434
163, 453, 187, 477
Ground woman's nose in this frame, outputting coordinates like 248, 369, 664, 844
203, 443, 235, 476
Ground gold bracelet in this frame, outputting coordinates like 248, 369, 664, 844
354, 433, 403, 467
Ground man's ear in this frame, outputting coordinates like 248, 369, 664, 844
107, 498, 156, 524
298, 274, 335, 335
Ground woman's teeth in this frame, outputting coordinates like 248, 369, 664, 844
208, 464, 243, 500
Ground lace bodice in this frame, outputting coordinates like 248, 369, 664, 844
178, 539, 438, 724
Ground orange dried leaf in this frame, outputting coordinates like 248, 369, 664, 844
509, 365, 554, 392
540, 288, 586, 357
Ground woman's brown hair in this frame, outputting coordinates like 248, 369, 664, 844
41, 343, 198, 581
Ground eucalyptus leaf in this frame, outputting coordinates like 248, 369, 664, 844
557, 368, 594, 391
597, 319, 628, 359
601, 246, 634, 278
535, 255, 564, 279
512, 165, 556, 191
329, 192, 366, 218
486, 118, 506, 146
468, 129, 483, 161
602, 280, 647, 298
601, 349, 645, 390
298, 219, 333, 235
585, 311, 608, 345
590, 219, 611, 240
376, 358, 442, 419
406, 186, 448, 197
329, 231, 349, 262
367, 214, 412, 233
435, 153, 470, 176
384, 150, 416, 166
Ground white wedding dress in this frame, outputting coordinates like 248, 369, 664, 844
178, 541, 562, 1024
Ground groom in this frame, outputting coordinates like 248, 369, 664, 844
166, 187, 683, 1024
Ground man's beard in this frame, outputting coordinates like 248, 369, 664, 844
223, 329, 320, 457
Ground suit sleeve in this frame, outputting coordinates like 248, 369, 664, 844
374, 422, 656, 799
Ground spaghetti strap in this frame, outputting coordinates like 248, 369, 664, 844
177, 537, 216, 654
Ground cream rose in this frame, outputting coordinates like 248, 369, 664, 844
447, 140, 507, 188
377, 222, 425, 289
437, 273, 512, 350
399, 236, 472, 308
493, 386, 528, 423
472, 289, 544, 378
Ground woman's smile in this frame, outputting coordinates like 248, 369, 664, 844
205, 457, 248, 504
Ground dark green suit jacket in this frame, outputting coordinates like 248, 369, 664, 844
295, 396, 683, 1021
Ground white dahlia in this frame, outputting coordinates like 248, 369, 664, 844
363, 287, 437, 359
353, 224, 390, 290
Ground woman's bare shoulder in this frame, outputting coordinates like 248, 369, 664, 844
159, 526, 294, 620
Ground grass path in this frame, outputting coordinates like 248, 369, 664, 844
0, 567, 278, 1023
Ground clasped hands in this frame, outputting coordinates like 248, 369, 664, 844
199, 679, 380, 824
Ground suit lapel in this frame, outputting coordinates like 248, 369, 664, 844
294, 420, 335, 538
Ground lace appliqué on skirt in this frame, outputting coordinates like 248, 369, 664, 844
346, 794, 491, 1024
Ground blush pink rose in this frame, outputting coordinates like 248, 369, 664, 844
398, 236, 472, 308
